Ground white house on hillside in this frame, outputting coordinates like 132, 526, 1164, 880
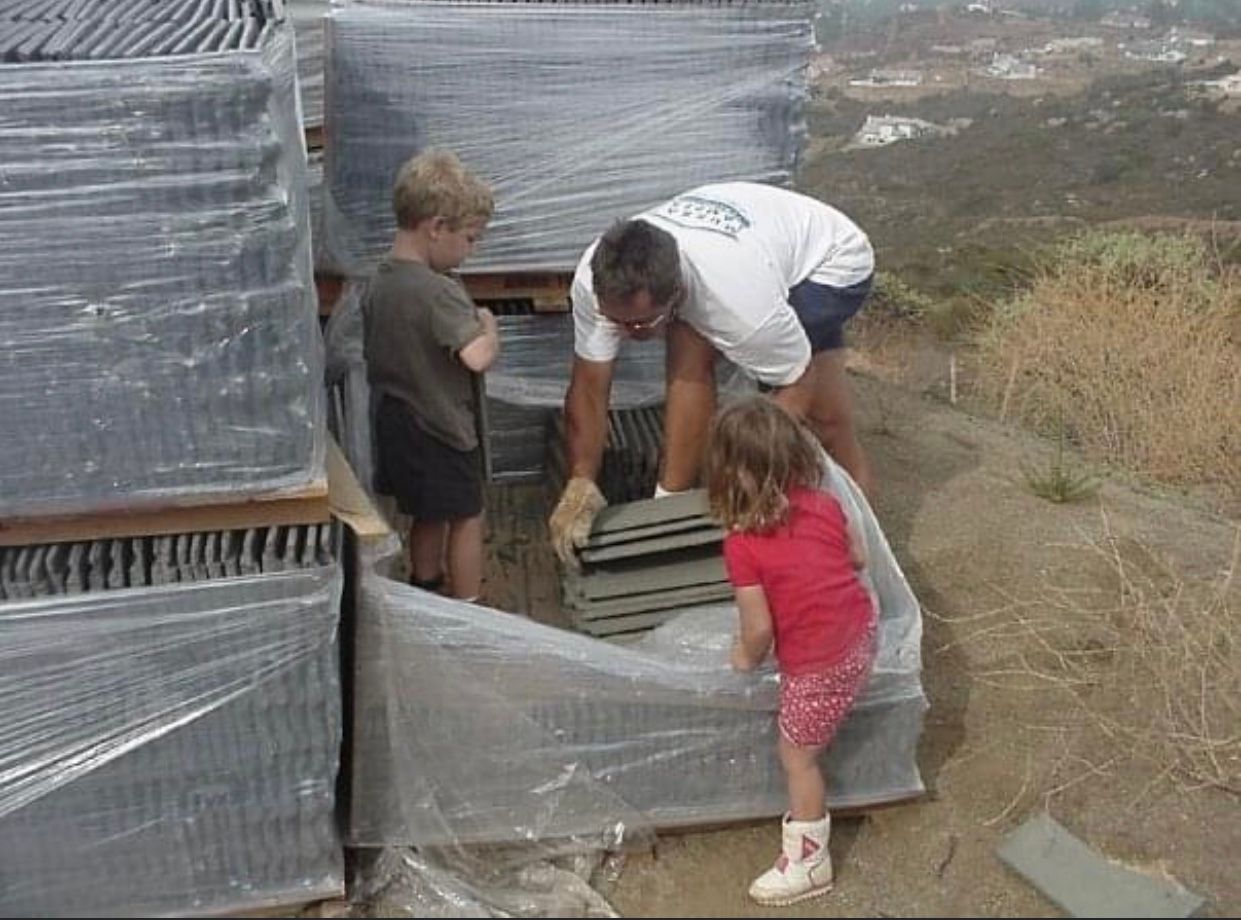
849, 68, 924, 87
1123, 40, 1187, 64
853, 114, 951, 147
984, 53, 1039, 79
1101, 11, 1152, 30
1039, 37, 1104, 55
1202, 72, 1241, 96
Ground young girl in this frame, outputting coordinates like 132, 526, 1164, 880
704, 396, 877, 907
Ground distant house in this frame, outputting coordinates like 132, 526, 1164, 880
849, 68, 924, 88
931, 44, 967, 56
1101, 11, 1152, 30
984, 53, 1039, 79
965, 0, 995, 14
1039, 37, 1103, 55
1123, 40, 1187, 64
853, 114, 949, 147
1203, 72, 1241, 96
1168, 27, 1215, 47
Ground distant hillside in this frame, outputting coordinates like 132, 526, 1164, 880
796, 66, 1241, 306
821, 0, 1241, 31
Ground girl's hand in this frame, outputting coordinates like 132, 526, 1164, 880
847, 517, 868, 570
730, 585, 774, 671
731, 639, 758, 672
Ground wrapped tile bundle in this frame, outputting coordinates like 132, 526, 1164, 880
0, 5, 324, 519
323, 281, 379, 493
0, 522, 336, 598
349, 455, 928, 847
0, 534, 345, 917
323, 0, 814, 273
487, 313, 666, 482
0, 0, 282, 57
291, 0, 328, 129
547, 404, 666, 505
484, 310, 752, 486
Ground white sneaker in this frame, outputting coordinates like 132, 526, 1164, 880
748, 813, 834, 906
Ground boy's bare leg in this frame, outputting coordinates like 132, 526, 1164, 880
445, 513, 484, 600
409, 520, 448, 586
778, 735, 827, 820
794, 349, 873, 498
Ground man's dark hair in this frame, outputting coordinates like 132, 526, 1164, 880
590, 219, 681, 307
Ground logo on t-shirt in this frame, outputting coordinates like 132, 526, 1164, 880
654, 194, 752, 238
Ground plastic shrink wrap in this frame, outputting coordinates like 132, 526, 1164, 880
322, 0, 814, 274
0, 8, 324, 518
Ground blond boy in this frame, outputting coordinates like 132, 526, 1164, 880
363, 150, 498, 600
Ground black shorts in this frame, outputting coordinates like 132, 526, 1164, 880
374, 395, 483, 522
787, 274, 873, 352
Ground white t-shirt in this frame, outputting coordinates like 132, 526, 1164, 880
572, 182, 874, 387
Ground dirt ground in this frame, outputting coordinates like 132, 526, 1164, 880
583, 341, 1241, 918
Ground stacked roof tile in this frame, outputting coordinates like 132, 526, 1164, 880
562, 490, 732, 641
321, 0, 814, 272
0, 3, 323, 517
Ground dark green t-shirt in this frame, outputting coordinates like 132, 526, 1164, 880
362, 258, 484, 451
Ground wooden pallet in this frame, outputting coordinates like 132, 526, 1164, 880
0, 433, 379, 550
314, 270, 573, 319
460, 271, 572, 313
304, 123, 325, 152
0, 479, 330, 548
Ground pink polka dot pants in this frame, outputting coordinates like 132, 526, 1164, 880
777, 622, 878, 748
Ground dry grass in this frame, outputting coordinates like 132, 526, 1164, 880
1079, 523, 1239, 796
982, 515, 1241, 799
970, 230, 1241, 500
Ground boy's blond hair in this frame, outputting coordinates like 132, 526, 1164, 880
704, 396, 825, 533
392, 149, 494, 231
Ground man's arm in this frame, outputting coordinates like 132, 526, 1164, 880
565, 355, 614, 481
549, 356, 615, 564
660, 319, 717, 493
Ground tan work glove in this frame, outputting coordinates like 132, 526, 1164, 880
548, 477, 607, 566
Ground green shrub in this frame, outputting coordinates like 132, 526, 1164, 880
869, 271, 938, 320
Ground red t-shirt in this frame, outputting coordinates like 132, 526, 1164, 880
722, 487, 875, 676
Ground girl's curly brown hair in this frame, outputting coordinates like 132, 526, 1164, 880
704, 396, 825, 533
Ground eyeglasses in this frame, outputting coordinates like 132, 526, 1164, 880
602, 285, 683, 333
608, 309, 672, 333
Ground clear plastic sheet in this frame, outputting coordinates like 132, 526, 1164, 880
0, 0, 283, 58
0, 565, 345, 917
324, 280, 379, 492
347, 460, 925, 848
321, 0, 814, 274
0, 22, 325, 517
292, 0, 328, 128
350, 846, 623, 918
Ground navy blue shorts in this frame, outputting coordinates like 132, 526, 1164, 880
374, 395, 483, 522
787, 274, 873, 352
